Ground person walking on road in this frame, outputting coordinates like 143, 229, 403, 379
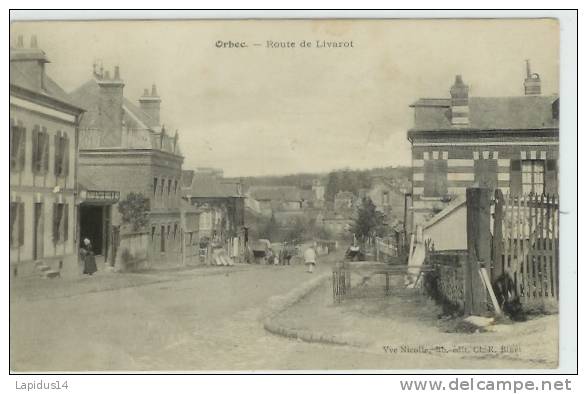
303, 243, 317, 273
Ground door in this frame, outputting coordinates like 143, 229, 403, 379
33, 203, 44, 260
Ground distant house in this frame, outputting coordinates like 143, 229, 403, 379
181, 170, 245, 241
334, 191, 355, 210
362, 176, 405, 221
248, 186, 304, 212
407, 62, 559, 229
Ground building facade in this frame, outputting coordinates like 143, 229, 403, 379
9, 37, 85, 277
407, 62, 559, 229
70, 67, 185, 266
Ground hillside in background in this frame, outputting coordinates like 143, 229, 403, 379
228, 166, 412, 193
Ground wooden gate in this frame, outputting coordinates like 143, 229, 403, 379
492, 190, 559, 310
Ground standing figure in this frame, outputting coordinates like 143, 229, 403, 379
80, 238, 97, 276
303, 243, 317, 273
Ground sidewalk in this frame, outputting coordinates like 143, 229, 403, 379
267, 276, 559, 368
10, 261, 271, 302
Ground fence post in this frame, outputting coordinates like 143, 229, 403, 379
465, 187, 491, 316
492, 189, 504, 281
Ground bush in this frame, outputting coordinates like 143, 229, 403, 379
118, 192, 150, 231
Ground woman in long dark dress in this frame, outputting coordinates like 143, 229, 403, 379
81, 238, 97, 275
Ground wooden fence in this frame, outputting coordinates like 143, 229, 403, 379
493, 191, 559, 311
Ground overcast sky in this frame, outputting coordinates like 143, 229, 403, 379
11, 19, 559, 177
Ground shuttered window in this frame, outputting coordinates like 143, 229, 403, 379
153, 177, 158, 196
474, 159, 498, 189
423, 160, 448, 197
54, 131, 70, 177
32, 126, 50, 175
545, 159, 558, 195
10, 122, 26, 172
9, 201, 25, 248
52, 203, 69, 243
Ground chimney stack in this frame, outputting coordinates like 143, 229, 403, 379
96, 66, 125, 147
139, 83, 162, 127
450, 75, 469, 126
10, 35, 48, 90
524, 60, 541, 95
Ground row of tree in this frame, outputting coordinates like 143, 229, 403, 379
324, 169, 373, 202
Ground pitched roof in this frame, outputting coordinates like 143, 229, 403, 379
410, 95, 559, 131
183, 173, 243, 198
10, 48, 83, 111
248, 186, 302, 202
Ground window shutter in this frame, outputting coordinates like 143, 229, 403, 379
436, 160, 448, 196
18, 126, 26, 171
423, 161, 435, 197
9, 203, 17, 247
63, 134, 70, 176
32, 126, 39, 174
510, 160, 522, 196
18, 202, 25, 246
63, 204, 69, 241
10, 125, 19, 171
43, 130, 49, 174
52, 203, 59, 243
545, 159, 558, 195
54, 132, 61, 176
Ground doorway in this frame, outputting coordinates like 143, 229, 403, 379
80, 205, 104, 255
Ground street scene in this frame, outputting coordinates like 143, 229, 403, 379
10, 19, 560, 371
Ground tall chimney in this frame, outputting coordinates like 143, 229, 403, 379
524, 60, 541, 95
97, 66, 125, 147
450, 75, 469, 126
10, 35, 48, 90
139, 83, 162, 127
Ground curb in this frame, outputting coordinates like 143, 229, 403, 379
262, 272, 366, 348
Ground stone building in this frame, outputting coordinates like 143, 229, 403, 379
70, 67, 187, 266
9, 36, 86, 277
407, 61, 559, 229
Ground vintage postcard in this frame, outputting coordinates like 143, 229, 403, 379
9, 17, 562, 372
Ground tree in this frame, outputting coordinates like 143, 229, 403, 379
350, 197, 388, 241
258, 214, 279, 240
325, 172, 340, 202
117, 192, 150, 232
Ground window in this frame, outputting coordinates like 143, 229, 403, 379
10, 122, 26, 172
153, 177, 158, 196
167, 225, 171, 239
52, 203, 69, 243
423, 160, 448, 197
174, 180, 178, 194
32, 126, 49, 175
151, 226, 156, 241
160, 225, 165, 252
9, 201, 25, 248
54, 131, 70, 177
474, 159, 498, 190
160, 178, 165, 196
521, 160, 545, 194
173, 223, 178, 239
168, 179, 172, 196
382, 191, 390, 205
